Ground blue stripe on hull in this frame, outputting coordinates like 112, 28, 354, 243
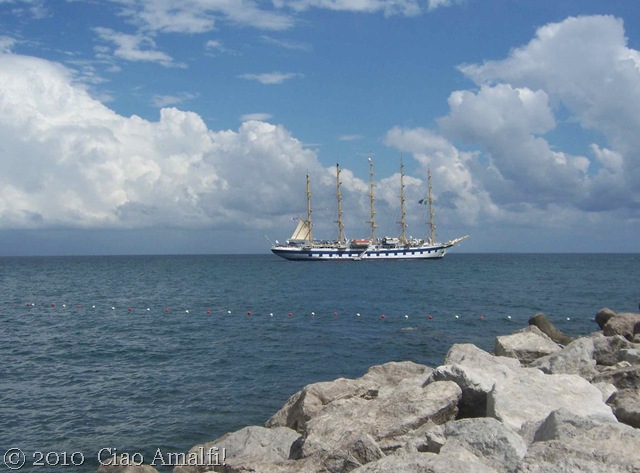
271, 246, 448, 261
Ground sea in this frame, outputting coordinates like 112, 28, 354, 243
0, 253, 638, 472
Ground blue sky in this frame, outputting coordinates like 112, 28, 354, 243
0, 0, 639, 255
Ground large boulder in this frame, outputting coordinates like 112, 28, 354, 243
518, 408, 640, 472
172, 426, 300, 473
350, 451, 498, 473
592, 333, 634, 366
297, 380, 461, 458
427, 344, 521, 418
494, 326, 560, 365
441, 417, 527, 473
602, 312, 640, 340
528, 313, 572, 345
595, 307, 616, 329
529, 337, 597, 380
609, 388, 640, 428
486, 369, 616, 433
266, 361, 432, 433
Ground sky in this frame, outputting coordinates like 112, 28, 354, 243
0, 0, 639, 255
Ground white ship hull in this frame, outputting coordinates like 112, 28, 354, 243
271, 242, 451, 261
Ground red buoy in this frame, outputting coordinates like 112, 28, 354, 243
428, 315, 433, 319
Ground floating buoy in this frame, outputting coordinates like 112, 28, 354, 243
270, 312, 273, 317
147, 308, 150, 311
62, 304, 66, 308
404, 315, 409, 319
247, 311, 252, 316
479, 315, 484, 320
288, 312, 293, 317
77, 304, 81, 309
185, 310, 189, 313
311, 311, 315, 316
92, 305, 96, 309
428, 315, 433, 319
381, 314, 385, 319
227, 310, 231, 314
51, 303, 56, 307
333, 312, 338, 317
207, 310, 211, 314
507, 315, 512, 320
165, 308, 170, 313
455, 315, 459, 319
566, 317, 571, 321
111, 307, 115, 310
128, 308, 133, 312
356, 312, 360, 317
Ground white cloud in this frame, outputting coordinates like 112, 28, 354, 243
238, 71, 303, 85
151, 92, 198, 108
241, 113, 274, 121
94, 27, 177, 67
274, 0, 463, 16
111, 0, 295, 33
0, 53, 327, 231
384, 15, 640, 234
0, 35, 17, 53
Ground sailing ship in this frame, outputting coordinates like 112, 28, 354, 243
271, 159, 468, 261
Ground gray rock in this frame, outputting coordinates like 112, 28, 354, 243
172, 426, 300, 473
592, 364, 640, 390
529, 337, 596, 380
494, 326, 561, 365
487, 369, 616, 433
619, 348, 640, 365
298, 380, 461, 458
351, 451, 498, 473
610, 388, 640, 428
592, 333, 634, 366
592, 381, 617, 403
595, 307, 616, 329
528, 313, 572, 345
531, 408, 617, 442
97, 463, 160, 473
442, 417, 527, 472
266, 361, 432, 433
518, 410, 640, 473
603, 312, 640, 341
428, 344, 520, 418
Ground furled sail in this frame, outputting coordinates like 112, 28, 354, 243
290, 219, 311, 241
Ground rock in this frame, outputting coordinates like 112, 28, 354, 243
529, 337, 597, 380
494, 326, 561, 365
442, 417, 527, 472
592, 382, 617, 403
172, 426, 300, 473
297, 380, 461, 458
266, 361, 432, 433
350, 451, 498, 473
595, 307, 616, 329
427, 344, 521, 418
619, 348, 640, 365
97, 463, 160, 473
603, 312, 640, 340
486, 369, 616, 433
592, 365, 640, 390
528, 313, 572, 345
319, 434, 384, 473
518, 408, 640, 473
592, 333, 634, 366
609, 388, 640, 428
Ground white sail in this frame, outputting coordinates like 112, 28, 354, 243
290, 219, 311, 241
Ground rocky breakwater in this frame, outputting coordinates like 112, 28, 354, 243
99, 308, 640, 473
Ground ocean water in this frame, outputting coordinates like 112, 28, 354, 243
0, 253, 638, 471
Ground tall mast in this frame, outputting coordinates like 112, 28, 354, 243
336, 163, 345, 243
306, 173, 313, 242
399, 158, 407, 244
427, 164, 436, 245
368, 157, 376, 241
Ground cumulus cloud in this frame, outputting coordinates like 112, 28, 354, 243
385, 14, 640, 234
93, 27, 178, 67
0, 53, 329, 233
